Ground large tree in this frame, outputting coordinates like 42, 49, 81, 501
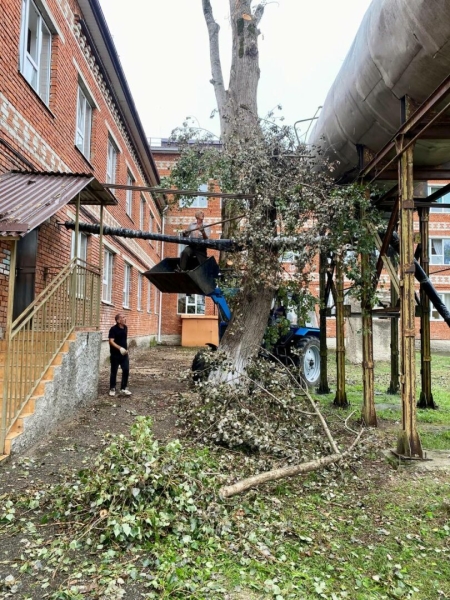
166, 1, 374, 382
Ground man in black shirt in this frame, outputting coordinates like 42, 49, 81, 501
108, 313, 131, 396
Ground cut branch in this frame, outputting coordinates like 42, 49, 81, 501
219, 429, 363, 498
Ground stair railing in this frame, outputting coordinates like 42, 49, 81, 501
1, 258, 101, 454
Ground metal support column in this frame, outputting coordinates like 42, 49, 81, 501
361, 245, 377, 426
317, 251, 330, 394
333, 254, 348, 407
387, 254, 400, 394
397, 138, 423, 457
417, 207, 436, 408
0, 239, 18, 454
97, 204, 104, 328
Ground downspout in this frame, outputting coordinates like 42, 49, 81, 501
157, 206, 169, 343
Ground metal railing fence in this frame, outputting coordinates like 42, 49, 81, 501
0, 259, 100, 453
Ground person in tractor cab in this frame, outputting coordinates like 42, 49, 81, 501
178, 210, 210, 271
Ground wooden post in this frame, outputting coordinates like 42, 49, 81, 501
417, 207, 436, 408
317, 251, 330, 394
334, 254, 348, 407
71, 194, 80, 325
397, 137, 423, 457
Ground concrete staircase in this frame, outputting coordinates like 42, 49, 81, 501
0, 332, 77, 459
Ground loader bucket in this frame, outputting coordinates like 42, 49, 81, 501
144, 256, 220, 295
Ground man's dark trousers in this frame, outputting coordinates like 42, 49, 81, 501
110, 354, 129, 390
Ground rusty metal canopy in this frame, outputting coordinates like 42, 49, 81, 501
0, 171, 117, 237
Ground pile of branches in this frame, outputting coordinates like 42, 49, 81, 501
180, 354, 343, 466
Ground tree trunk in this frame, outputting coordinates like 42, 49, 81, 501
202, 0, 274, 376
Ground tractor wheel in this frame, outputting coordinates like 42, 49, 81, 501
295, 337, 321, 388
192, 343, 217, 382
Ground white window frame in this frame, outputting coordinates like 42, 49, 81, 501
19, 0, 52, 105
429, 185, 450, 214
147, 281, 152, 313
102, 249, 114, 304
431, 292, 450, 321
126, 171, 134, 218
179, 183, 208, 208
430, 237, 450, 265
137, 273, 143, 311
140, 195, 145, 230
123, 263, 132, 308
177, 294, 206, 315
70, 231, 88, 263
106, 138, 118, 184
76, 86, 93, 159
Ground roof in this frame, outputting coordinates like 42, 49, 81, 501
76, 0, 160, 193
0, 171, 117, 237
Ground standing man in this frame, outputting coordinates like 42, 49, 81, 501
179, 210, 210, 271
109, 313, 132, 396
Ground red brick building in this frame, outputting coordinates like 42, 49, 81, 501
0, 0, 163, 345
151, 139, 223, 345
0, 0, 164, 454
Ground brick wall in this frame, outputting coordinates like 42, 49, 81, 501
0, 0, 162, 341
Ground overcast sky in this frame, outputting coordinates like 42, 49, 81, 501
98, 0, 372, 142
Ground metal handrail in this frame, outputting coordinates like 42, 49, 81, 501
1, 260, 101, 454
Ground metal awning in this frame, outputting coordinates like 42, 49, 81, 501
0, 171, 117, 237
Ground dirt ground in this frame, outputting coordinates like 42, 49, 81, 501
0, 345, 197, 495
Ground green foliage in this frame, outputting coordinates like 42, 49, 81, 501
47, 417, 220, 547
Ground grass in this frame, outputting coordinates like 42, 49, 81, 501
1, 350, 449, 599
314, 350, 450, 450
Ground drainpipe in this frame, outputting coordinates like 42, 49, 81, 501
157, 206, 169, 343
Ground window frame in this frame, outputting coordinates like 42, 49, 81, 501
123, 263, 132, 308
137, 272, 143, 311
430, 237, 450, 265
75, 85, 93, 159
177, 294, 206, 315
147, 280, 152, 313
126, 171, 135, 218
179, 183, 208, 209
20, 0, 53, 105
430, 291, 450, 321
102, 249, 114, 304
106, 138, 118, 184
429, 185, 450, 214
140, 195, 146, 230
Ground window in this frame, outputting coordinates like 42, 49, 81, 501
177, 294, 205, 315
140, 195, 145, 230
155, 289, 160, 314
106, 138, 118, 184
102, 250, 114, 303
179, 183, 208, 208
70, 232, 87, 263
157, 225, 161, 255
431, 292, 450, 320
147, 281, 152, 313
76, 86, 92, 159
137, 273, 143, 311
149, 211, 154, 234
123, 263, 131, 308
281, 251, 298, 263
430, 186, 450, 214
126, 171, 134, 217
430, 238, 450, 265
19, 0, 52, 105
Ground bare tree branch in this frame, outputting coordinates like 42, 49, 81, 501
219, 428, 364, 498
253, 3, 265, 26
202, 0, 227, 115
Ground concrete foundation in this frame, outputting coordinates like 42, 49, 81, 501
346, 317, 392, 364
12, 331, 102, 453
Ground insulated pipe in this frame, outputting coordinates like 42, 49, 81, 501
63, 221, 238, 252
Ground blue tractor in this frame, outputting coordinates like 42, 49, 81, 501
144, 256, 321, 387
